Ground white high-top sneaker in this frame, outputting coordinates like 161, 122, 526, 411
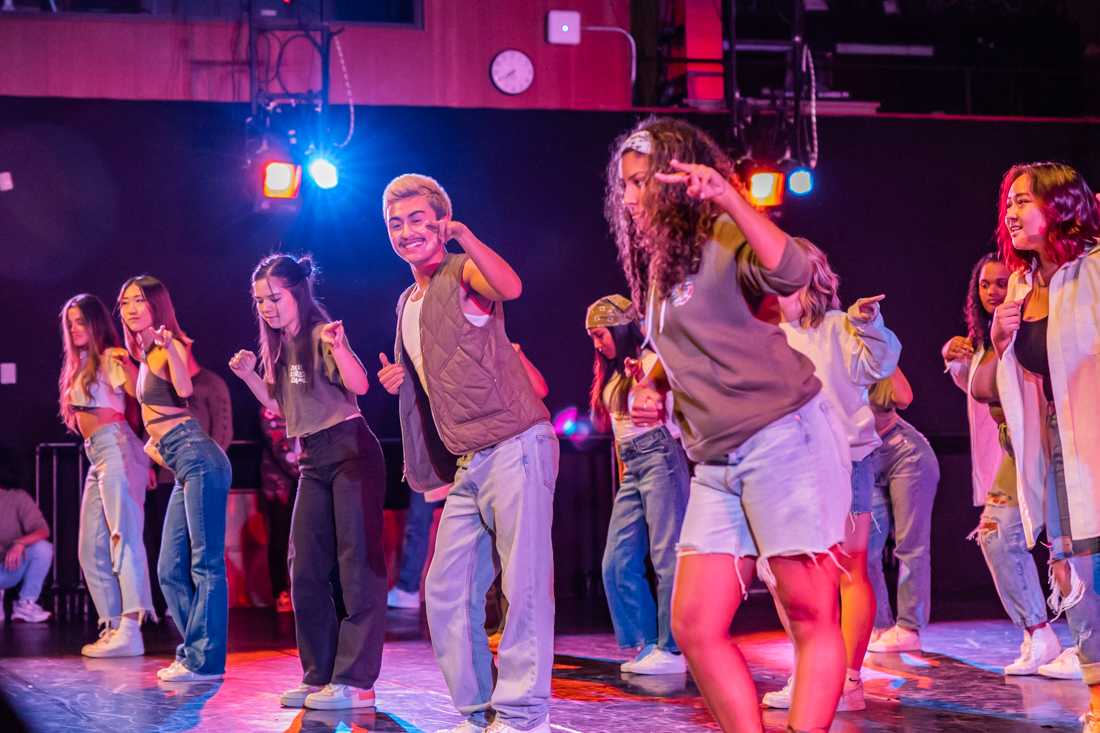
1005, 625, 1060, 675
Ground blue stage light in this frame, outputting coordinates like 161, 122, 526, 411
788, 167, 814, 195
308, 158, 339, 189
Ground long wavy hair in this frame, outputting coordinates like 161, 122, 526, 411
996, 162, 1100, 273
964, 252, 1001, 350
251, 254, 331, 387
789, 237, 841, 329
116, 275, 190, 361
58, 294, 123, 433
605, 117, 734, 310
589, 321, 646, 434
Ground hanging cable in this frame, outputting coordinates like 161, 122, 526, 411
802, 44, 818, 168
332, 33, 355, 148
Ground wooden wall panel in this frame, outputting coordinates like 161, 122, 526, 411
0, 1, 633, 109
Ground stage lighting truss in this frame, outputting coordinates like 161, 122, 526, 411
721, 0, 820, 209
246, 3, 352, 212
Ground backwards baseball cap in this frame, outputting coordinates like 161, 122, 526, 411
586, 294, 638, 330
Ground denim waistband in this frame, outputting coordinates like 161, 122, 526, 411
83, 420, 139, 452
619, 425, 675, 461
156, 417, 204, 452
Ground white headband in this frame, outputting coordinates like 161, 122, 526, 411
619, 130, 653, 157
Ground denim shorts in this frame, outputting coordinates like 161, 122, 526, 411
677, 392, 852, 560
850, 454, 874, 514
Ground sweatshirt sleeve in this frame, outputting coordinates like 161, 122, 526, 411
736, 237, 812, 297
838, 309, 902, 387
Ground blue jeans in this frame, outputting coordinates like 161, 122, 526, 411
424, 421, 558, 730
1044, 411, 1100, 685
396, 489, 443, 594
977, 498, 1048, 629
0, 539, 52, 602
868, 418, 939, 631
156, 419, 231, 675
602, 426, 689, 653
78, 422, 155, 626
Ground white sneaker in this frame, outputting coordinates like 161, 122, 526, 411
484, 719, 550, 733
837, 678, 866, 712
762, 675, 864, 711
761, 676, 794, 708
1038, 645, 1082, 680
303, 683, 376, 710
1005, 625, 1060, 675
626, 647, 686, 675
157, 660, 223, 682
620, 643, 656, 672
11, 599, 50, 623
280, 682, 324, 707
866, 625, 921, 653
386, 586, 421, 609
81, 627, 143, 658
435, 722, 486, 733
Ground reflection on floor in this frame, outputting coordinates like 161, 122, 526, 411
0, 607, 1088, 732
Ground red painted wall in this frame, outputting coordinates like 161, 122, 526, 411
0, 1, 633, 109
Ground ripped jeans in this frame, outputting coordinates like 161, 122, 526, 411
1043, 410, 1100, 686
974, 493, 1049, 630
78, 422, 156, 626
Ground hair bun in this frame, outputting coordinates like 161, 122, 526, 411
297, 256, 313, 278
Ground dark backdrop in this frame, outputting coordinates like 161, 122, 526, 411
2, 96, 1098, 604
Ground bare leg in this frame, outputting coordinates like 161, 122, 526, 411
769, 552, 845, 732
671, 553, 762, 733
839, 514, 875, 670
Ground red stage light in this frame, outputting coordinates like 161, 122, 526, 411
262, 161, 302, 199
748, 170, 784, 207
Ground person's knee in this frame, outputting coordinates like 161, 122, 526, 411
26, 539, 53, 560
671, 602, 725, 651
157, 553, 184, 586
784, 589, 839, 635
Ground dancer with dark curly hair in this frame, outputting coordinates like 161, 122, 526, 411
605, 117, 850, 733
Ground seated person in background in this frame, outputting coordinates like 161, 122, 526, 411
0, 486, 53, 623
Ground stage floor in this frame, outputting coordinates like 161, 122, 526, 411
0, 605, 1089, 732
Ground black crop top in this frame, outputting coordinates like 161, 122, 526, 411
138, 363, 189, 409
1015, 318, 1054, 402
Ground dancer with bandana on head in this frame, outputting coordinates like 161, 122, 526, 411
585, 294, 690, 675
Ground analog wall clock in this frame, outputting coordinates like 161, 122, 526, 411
490, 49, 534, 95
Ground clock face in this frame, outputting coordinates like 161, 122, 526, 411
490, 49, 534, 95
